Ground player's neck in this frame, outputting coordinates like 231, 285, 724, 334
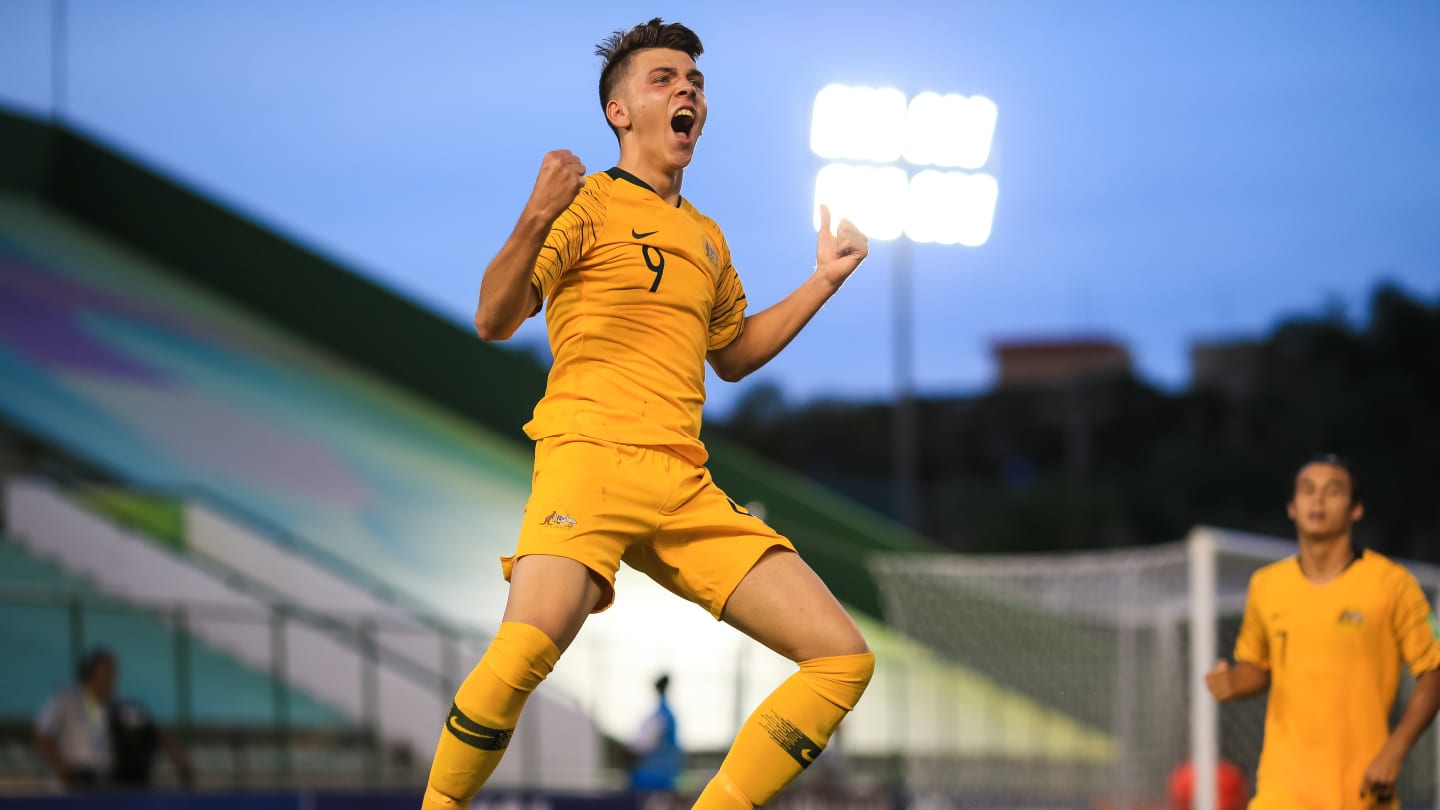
1296, 532, 1356, 584
615, 152, 684, 206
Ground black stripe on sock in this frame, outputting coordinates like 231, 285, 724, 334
444, 704, 514, 751
759, 710, 822, 769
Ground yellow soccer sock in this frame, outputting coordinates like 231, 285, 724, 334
694, 651, 875, 809
422, 622, 560, 809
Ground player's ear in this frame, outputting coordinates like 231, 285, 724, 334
1350, 501, 1364, 523
605, 98, 631, 132
1286, 499, 1297, 523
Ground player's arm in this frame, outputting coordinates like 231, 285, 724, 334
1362, 668, 1440, 800
1204, 658, 1270, 702
1208, 576, 1271, 702
1362, 576, 1440, 800
707, 205, 867, 382
473, 150, 585, 341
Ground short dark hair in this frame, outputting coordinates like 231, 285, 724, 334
1296, 453, 1363, 505
595, 18, 703, 136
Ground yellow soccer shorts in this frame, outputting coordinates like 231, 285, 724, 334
501, 434, 795, 618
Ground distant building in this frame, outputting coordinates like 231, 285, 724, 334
987, 337, 1133, 476
1190, 339, 1263, 400
992, 337, 1132, 390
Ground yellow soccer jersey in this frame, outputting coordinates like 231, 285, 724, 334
522, 168, 746, 464
1234, 549, 1440, 809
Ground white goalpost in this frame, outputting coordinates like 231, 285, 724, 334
1189, 527, 1220, 810
869, 526, 1440, 809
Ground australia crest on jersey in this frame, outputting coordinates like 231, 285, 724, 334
702, 237, 720, 270
1338, 608, 1366, 627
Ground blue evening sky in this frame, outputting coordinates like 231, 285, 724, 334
2, 1, 1437, 415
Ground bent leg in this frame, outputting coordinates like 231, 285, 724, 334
422, 555, 602, 809
719, 547, 867, 662
695, 549, 875, 809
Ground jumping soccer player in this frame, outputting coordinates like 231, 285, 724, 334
422, 19, 873, 809
1206, 455, 1440, 808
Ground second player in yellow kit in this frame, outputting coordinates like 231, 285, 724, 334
1208, 457, 1440, 809
1236, 549, 1440, 808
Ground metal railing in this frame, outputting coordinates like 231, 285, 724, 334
0, 584, 424, 787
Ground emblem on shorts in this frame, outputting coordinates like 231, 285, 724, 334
539, 511, 577, 530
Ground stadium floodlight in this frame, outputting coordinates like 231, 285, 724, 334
905, 170, 999, 246
903, 92, 998, 169
812, 162, 908, 242
810, 86, 999, 245
810, 84, 908, 164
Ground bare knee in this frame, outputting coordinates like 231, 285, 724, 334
799, 617, 869, 662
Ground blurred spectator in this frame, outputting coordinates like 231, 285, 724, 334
34, 647, 194, 790
109, 695, 194, 789
629, 673, 683, 792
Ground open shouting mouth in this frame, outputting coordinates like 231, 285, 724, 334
671, 107, 697, 143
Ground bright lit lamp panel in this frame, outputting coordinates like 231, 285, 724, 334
811, 84, 998, 246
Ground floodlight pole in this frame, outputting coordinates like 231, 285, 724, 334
811, 85, 997, 532
892, 238, 920, 528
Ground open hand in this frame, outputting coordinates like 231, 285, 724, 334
814, 204, 868, 289
525, 150, 586, 222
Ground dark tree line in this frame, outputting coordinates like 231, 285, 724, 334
718, 283, 1440, 560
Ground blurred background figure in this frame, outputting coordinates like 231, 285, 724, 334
34, 647, 117, 790
1166, 758, 1249, 810
33, 647, 194, 792
108, 694, 195, 791
629, 673, 684, 793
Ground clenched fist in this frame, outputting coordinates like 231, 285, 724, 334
525, 150, 586, 223
1360, 743, 1402, 805
814, 204, 868, 290
1205, 659, 1235, 702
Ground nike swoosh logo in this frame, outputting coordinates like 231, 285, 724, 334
448, 715, 495, 741
444, 706, 512, 751
800, 748, 816, 762
632, 228, 659, 239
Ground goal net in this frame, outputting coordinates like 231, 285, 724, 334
869, 527, 1440, 809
